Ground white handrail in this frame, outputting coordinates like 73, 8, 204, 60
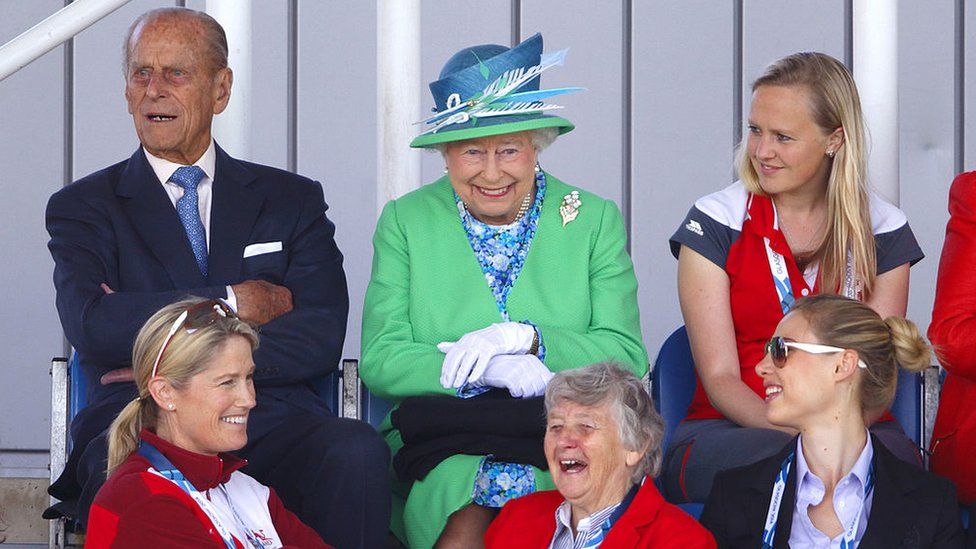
0, 0, 132, 82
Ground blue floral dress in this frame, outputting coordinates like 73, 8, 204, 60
454, 171, 547, 507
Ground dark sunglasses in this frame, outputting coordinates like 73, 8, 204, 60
150, 299, 237, 378
764, 336, 867, 369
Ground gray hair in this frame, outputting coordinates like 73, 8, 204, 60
430, 127, 560, 155
123, 8, 228, 75
545, 362, 664, 483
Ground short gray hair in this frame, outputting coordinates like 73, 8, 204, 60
431, 127, 560, 155
123, 8, 228, 75
545, 362, 664, 483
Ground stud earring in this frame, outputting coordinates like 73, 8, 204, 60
534, 163, 541, 173
826, 150, 835, 159
167, 403, 175, 410
444, 166, 449, 174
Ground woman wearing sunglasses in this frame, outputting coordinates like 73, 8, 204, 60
700, 295, 964, 548
85, 298, 330, 548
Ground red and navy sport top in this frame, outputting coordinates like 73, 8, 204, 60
669, 181, 923, 421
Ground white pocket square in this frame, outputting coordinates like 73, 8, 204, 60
243, 241, 282, 258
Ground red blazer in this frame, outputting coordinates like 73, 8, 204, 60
929, 171, 976, 504
484, 478, 715, 548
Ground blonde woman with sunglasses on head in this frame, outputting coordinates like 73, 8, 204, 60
700, 295, 963, 548
86, 298, 330, 548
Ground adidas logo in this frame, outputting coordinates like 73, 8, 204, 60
685, 220, 704, 236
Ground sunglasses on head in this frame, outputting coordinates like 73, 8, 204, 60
764, 336, 868, 369
150, 299, 237, 378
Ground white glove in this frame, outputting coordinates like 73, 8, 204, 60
475, 354, 554, 398
437, 322, 536, 389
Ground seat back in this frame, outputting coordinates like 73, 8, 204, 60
651, 326, 926, 450
891, 369, 922, 446
68, 353, 88, 423
651, 326, 697, 453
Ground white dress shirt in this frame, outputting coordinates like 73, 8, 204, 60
789, 433, 874, 548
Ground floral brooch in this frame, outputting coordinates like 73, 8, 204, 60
560, 191, 582, 226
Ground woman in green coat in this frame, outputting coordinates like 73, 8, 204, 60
361, 33, 648, 548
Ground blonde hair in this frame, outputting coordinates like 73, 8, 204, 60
736, 52, 876, 297
791, 294, 929, 412
106, 298, 258, 475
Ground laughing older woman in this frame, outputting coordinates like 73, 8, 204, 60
485, 363, 715, 548
361, 33, 648, 548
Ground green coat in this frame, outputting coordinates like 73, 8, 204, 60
361, 173, 648, 548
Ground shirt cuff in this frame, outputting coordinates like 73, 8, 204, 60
224, 285, 238, 312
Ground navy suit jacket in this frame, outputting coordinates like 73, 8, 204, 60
700, 435, 965, 548
46, 144, 349, 439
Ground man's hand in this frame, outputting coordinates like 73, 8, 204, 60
232, 279, 293, 326
101, 367, 134, 385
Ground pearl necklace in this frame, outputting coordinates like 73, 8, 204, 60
512, 191, 532, 223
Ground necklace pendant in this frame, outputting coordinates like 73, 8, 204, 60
560, 190, 581, 226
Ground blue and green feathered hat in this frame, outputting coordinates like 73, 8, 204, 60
410, 33, 582, 148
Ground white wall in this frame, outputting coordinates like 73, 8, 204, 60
0, 1, 966, 465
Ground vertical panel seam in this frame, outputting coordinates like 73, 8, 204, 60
287, 0, 298, 173
511, 0, 521, 46
956, 0, 965, 175
63, 0, 75, 359
844, 0, 853, 70
621, 0, 632, 250
733, 0, 743, 182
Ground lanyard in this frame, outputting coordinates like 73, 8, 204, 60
763, 236, 795, 315
760, 451, 875, 549
138, 442, 263, 549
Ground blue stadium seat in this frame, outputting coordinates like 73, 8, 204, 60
652, 326, 925, 448
650, 325, 928, 520
891, 368, 922, 446
651, 326, 696, 455
68, 353, 88, 425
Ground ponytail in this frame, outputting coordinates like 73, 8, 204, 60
884, 316, 931, 374
107, 397, 155, 475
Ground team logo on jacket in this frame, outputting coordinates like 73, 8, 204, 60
251, 529, 276, 547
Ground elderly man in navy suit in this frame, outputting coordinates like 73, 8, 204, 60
45, 8, 389, 548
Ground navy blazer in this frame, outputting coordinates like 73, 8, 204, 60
46, 145, 349, 437
700, 435, 964, 548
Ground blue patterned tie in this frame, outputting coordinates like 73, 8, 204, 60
170, 166, 208, 278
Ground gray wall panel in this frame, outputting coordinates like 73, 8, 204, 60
419, 0, 511, 183
297, 1, 377, 360
741, 1, 845, 129
521, 0, 624, 205
632, 1, 735, 361
0, 0, 67, 449
899, 2, 956, 336
72, 0, 173, 179
240, 0, 288, 169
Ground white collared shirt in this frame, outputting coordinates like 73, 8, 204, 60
141, 142, 236, 308
789, 433, 874, 548
549, 499, 621, 549
142, 141, 217, 248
